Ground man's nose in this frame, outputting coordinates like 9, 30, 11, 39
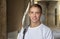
33, 13, 36, 16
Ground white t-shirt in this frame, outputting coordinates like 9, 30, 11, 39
17, 23, 54, 39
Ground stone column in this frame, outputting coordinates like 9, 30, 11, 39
0, 0, 7, 39
57, 1, 60, 27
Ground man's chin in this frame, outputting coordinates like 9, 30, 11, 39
31, 20, 39, 23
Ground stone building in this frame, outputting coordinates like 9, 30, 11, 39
0, 0, 60, 39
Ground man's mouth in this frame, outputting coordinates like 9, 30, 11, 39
32, 17, 37, 20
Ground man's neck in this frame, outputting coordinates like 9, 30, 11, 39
30, 21, 41, 28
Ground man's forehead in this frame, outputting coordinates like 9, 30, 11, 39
30, 7, 40, 10
29, 7, 41, 12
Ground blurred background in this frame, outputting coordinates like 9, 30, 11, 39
0, 0, 60, 39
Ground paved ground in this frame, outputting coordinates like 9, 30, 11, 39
53, 28, 60, 39
8, 31, 18, 39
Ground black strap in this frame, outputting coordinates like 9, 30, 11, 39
23, 26, 29, 39
23, 24, 30, 39
23, 28, 27, 39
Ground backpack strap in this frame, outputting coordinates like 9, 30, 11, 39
23, 26, 29, 39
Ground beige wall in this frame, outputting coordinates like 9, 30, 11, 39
47, 1, 57, 27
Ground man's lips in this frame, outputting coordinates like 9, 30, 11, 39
32, 17, 37, 20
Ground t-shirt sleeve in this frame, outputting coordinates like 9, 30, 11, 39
46, 29, 54, 39
17, 27, 24, 39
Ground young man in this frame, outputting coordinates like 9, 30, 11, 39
17, 4, 54, 39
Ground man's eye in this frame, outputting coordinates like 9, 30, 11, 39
30, 12, 33, 14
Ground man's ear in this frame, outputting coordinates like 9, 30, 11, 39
40, 13, 42, 16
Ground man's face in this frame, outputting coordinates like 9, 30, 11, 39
29, 7, 42, 23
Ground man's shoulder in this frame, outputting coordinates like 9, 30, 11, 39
41, 24, 51, 31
